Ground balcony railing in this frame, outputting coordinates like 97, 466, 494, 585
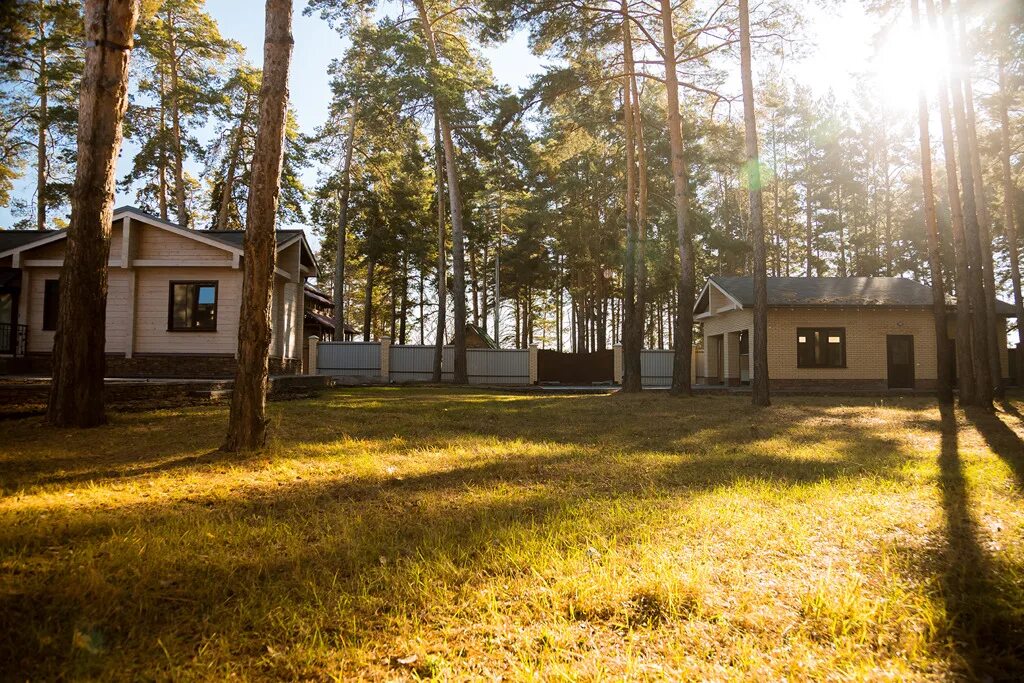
0, 323, 27, 357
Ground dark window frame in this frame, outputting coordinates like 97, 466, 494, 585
797, 327, 847, 369
167, 280, 219, 332
42, 279, 60, 331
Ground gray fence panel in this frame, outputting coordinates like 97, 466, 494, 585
641, 350, 674, 387
389, 345, 436, 382
466, 348, 530, 384
317, 342, 381, 376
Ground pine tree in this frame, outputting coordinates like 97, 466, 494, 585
47, 0, 139, 427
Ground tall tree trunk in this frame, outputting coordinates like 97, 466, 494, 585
620, 0, 642, 392
419, 268, 425, 345
333, 104, 357, 331
168, 13, 188, 228
224, 0, 293, 451
363, 256, 374, 342
469, 247, 479, 326
215, 90, 254, 231
431, 113, 447, 381
661, 0, 695, 395
837, 185, 848, 277
941, 0, 992, 409
399, 252, 409, 345
739, 0, 770, 407
158, 67, 168, 220
925, 0, 975, 404
956, 5, 1003, 397
494, 196, 502, 347
805, 136, 813, 276
36, 10, 48, 231
998, 55, 1024, 385
414, 0, 467, 384
882, 118, 893, 275
912, 0, 952, 404
47, 0, 139, 428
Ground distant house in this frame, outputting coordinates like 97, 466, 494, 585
0, 206, 318, 378
465, 324, 498, 349
695, 276, 1015, 391
302, 283, 357, 343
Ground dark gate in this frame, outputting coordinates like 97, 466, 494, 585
537, 349, 614, 385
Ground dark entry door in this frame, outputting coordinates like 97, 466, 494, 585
537, 349, 614, 385
887, 335, 915, 389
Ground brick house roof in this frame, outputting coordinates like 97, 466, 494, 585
701, 276, 1016, 315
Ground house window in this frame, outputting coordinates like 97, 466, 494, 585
168, 281, 218, 331
797, 327, 846, 368
42, 279, 60, 331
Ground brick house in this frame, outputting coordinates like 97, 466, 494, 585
695, 276, 1015, 391
0, 206, 318, 378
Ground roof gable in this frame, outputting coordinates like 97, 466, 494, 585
1, 208, 319, 276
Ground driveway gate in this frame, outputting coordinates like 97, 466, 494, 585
537, 349, 614, 385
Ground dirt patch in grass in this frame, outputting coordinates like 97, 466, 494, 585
1, 387, 1023, 679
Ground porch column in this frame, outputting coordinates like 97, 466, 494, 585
723, 331, 741, 386
748, 327, 754, 381
704, 334, 718, 384
307, 336, 319, 376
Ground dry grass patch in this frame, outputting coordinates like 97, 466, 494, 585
1, 388, 1023, 680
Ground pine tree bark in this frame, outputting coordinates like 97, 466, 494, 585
620, 0, 642, 392
956, 6, 1003, 397
363, 255, 374, 341
333, 104, 357, 331
925, 0, 975, 404
223, 0, 293, 452
47, 0, 139, 428
431, 112, 447, 382
941, 0, 992, 410
36, 9, 48, 231
158, 67, 168, 220
912, 0, 953, 404
998, 56, 1024, 386
739, 0, 770, 407
168, 12, 188, 228
660, 0, 695, 395
804, 135, 813, 276
414, 0, 467, 383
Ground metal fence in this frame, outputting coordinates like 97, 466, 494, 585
317, 341, 381, 377
316, 341, 530, 385
390, 345, 440, 382
464, 348, 530, 384
640, 349, 675, 387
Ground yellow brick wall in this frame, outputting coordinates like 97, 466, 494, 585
697, 306, 1016, 383
766, 308, 938, 380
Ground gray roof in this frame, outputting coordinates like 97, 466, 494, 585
708, 276, 1016, 316
0, 229, 60, 253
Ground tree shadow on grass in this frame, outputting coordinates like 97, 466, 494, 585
0, 406, 916, 678
2, 389, 908, 492
934, 405, 1024, 679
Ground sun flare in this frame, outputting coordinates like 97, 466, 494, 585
873, 19, 949, 111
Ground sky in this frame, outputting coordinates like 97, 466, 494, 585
0, 0, 891, 234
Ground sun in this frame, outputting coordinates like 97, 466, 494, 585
872, 17, 949, 112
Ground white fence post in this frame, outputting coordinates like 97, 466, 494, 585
614, 344, 623, 384
380, 337, 391, 382
529, 344, 539, 384
307, 336, 319, 375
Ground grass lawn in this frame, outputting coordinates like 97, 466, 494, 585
2, 388, 1023, 680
